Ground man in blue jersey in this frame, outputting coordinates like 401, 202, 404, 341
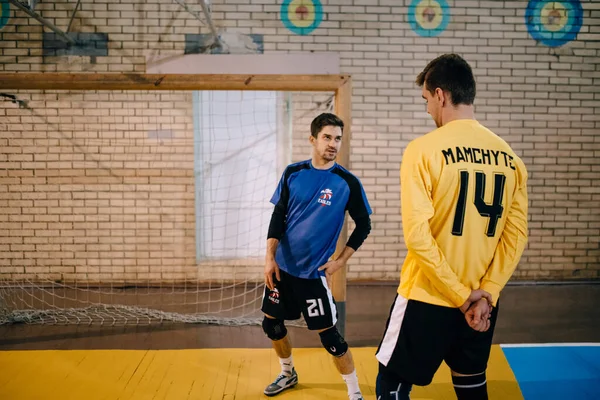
260, 113, 372, 400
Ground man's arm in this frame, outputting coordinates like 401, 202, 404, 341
266, 238, 279, 258
264, 236, 280, 290
401, 142, 472, 307
319, 215, 370, 271
267, 203, 286, 242
264, 169, 290, 290
319, 176, 372, 276
345, 174, 372, 252
265, 206, 285, 290
346, 215, 371, 251
480, 172, 528, 306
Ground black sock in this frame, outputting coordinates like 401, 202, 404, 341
452, 372, 488, 400
376, 365, 412, 400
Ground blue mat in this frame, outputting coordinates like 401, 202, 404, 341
502, 345, 600, 400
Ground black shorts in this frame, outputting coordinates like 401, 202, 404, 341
261, 269, 338, 331
375, 294, 499, 386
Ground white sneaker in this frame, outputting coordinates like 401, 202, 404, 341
349, 392, 364, 400
263, 368, 298, 396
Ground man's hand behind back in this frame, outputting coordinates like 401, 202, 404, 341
465, 298, 492, 332
459, 289, 492, 314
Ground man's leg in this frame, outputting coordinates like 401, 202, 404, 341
262, 315, 299, 396
318, 325, 362, 400
260, 270, 301, 397
331, 344, 353, 375
375, 363, 412, 400
445, 302, 499, 400
272, 333, 292, 358
265, 314, 293, 373
296, 274, 364, 399
451, 370, 488, 400
375, 295, 457, 399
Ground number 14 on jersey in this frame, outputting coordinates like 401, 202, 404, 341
452, 170, 506, 237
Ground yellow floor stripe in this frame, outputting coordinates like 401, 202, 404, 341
0, 346, 522, 399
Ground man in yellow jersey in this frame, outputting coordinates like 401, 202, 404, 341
375, 54, 528, 400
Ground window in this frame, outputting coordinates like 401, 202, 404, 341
193, 91, 291, 260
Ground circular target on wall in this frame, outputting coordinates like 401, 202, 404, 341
408, 0, 451, 37
525, 0, 583, 47
280, 0, 323, 36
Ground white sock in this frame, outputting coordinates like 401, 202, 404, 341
279, 356, 294, 375
342, 370, 361, 396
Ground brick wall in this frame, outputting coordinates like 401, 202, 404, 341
0, 90, 198, 283
1, 0, 599, 283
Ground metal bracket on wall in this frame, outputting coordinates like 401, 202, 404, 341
172, 0, 206, 26
8, 0, 109, 57
198, 0, 222, 48
172, 0, 224, 52
66, 0, 82, 33
7, 0, 76, 44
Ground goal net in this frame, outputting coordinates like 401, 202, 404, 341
0, 86, 336, 326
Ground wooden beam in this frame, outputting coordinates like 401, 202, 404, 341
331, 77, 352, 335
0, 73, 350, 92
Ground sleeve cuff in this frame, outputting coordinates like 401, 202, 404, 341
451, 286, 471, 308
480, 280, 502, 307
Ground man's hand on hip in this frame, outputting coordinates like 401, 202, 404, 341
318, 259, 345, 288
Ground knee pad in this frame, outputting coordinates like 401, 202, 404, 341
262, 316, 287, 341
319, 326, 348, 357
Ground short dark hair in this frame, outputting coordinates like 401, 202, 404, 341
310, 113, 344, 138
416, 54, 476, 106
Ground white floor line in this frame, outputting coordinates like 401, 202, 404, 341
500, 343, 600, 348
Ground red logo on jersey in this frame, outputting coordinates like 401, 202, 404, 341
318, 189, 333, 207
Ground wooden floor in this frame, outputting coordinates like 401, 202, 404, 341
0, 346, 522, 400
0, 283, 598, 400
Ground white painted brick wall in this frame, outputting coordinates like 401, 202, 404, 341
0, 0, 599, 283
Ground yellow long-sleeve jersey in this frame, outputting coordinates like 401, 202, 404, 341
398, 119, 528, 308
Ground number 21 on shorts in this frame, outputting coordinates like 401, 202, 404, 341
307, 298, 325, 317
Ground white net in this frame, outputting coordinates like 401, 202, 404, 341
0, 88, 335, 326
